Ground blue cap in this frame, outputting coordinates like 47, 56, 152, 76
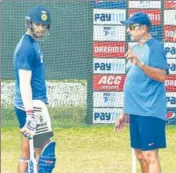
26, 6, 51, 25
121, 12, 151, 26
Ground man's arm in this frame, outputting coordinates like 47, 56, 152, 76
19, 69, 37, 139
137, 61, 167, 83
114, 114, 129, 132
19, 69, 33, 111
125, 46, 168, 83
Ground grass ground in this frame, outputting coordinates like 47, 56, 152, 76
2, 126, 176, 173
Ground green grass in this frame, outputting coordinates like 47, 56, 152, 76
2, 126, 176, 173
1, 106, 87, 127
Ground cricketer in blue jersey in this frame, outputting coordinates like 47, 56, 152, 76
115, 12, 168, 173
13, 6, 56, 173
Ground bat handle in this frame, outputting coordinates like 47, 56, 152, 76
29, 138, 38, 173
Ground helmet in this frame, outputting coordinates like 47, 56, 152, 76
25, 6, 51, 40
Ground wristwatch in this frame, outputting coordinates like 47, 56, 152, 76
138, 60, 145, 68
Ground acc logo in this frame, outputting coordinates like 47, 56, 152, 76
41, 13, 48, 21
167, 111, 175, 120
99, 75, 122, 85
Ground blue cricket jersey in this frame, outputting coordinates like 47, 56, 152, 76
124, 38, 168, 120
13, 34, 47, 107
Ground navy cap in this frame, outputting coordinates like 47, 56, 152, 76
26, 6, 51, 25
121, 12, 151, 26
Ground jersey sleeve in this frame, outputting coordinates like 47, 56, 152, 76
17, 47, 35, 70
149, 43, 168, 70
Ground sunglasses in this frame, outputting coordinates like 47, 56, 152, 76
128, 24, 141, 31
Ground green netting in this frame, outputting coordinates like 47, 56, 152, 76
1, 1, 93, 79
1, 0, 93, 127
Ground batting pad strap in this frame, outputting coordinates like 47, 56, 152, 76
38, 141, 56, 173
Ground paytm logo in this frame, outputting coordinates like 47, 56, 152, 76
95, 62, 125, 71
95, 63, 111, 71
94, 9, 126, 24
165, 47, 176, 55
93, 108, 123, 124
168, 63, 176, 72
94, 112, 116, 121
95, 13, 124, 22
164, 43, 176, 58
94, 61, 125, 74
167, 59, 176, 74
166, 96, 176, 105
166, 92, 176, 108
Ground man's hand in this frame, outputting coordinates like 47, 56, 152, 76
114, 114, 129, 132
20, 110, 37, 140
124, 47, 140, 65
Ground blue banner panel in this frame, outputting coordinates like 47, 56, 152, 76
93, 1, 127, 9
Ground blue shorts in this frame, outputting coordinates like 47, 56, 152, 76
15, 107, 26, 128
129, 114, 166, 151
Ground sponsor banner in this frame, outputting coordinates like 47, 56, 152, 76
127, 26, 162, 41
93, 9, 126, 25
93, 74, 125, 91
164, 1, 176, 9
129, 1, 161, 9
166, 108, 176, 125
168, 59, 176, 75
165, 76, 176, 91
93, 59, 126, 74
93, 1, 127, 9
164, 25, 176, 42
93, 108, 123, 124
94, 25, 126, 41
128, 9, 161, 25
166, 92, 176, 108
93, 42, 126, 57
93, 92, 124, 107
164, 43, 176, 58
164, 10, 176, 25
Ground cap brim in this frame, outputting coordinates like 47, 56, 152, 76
120, 20, 135, 25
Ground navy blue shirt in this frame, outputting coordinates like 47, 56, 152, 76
124, 38, 168, 120
13, 34, 47, 107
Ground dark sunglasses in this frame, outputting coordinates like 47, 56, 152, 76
128, 24, 141, 31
